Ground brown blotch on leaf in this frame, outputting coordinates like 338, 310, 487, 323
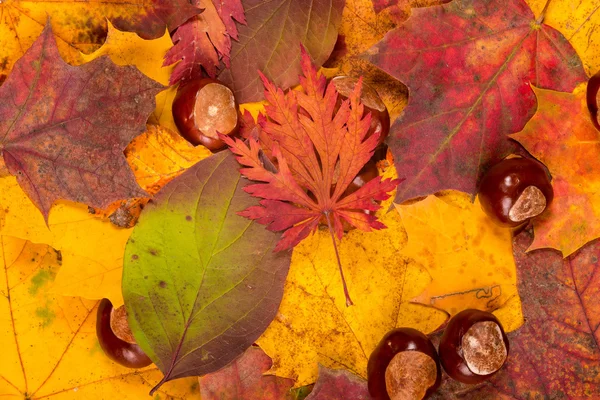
385, 351, 438, 400
148, 248, 159, 256
110, 305, 136, 344
186, 215, 192, 221
159, 281, 167, 288
462, 321, 508, 375
131, 254, 139, 260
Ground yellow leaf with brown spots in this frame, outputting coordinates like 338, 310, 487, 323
527, 0, 600, 75
0, 0, 199, 79
396, 193, 523, 323
0, 235, 199, 399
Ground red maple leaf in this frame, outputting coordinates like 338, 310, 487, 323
164, 0, 246, 84
224, 50, 399, 305
0, 24, 161, 220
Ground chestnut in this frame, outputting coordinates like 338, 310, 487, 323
332, 76, 390, 147
96, 298, 152, 368
368, 328, 442, 400
438, 309, 509, 384
172, 78, 239, 151
478, 157, 553, 227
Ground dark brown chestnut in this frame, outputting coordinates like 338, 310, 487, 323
439, 309, 509, 384
478, 157, 553, 227
332, 76, 390, 147
368, 328, 442, 400
96, 298, 152, 368
172, 78, 239, 151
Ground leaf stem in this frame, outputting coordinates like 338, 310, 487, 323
325, 212, 353, 306
537, 0, 551, 24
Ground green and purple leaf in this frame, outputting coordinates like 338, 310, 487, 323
123, 151, 291, 393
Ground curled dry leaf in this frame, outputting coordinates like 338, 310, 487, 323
364, 0, 586, 204
0, 24, 162, 220
224, 49, 399, 305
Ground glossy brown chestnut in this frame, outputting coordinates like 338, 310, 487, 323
439, 309, 509, 384
172, 78, 239, 151
368, 328, 442, 400
96, 298, 152, 368
332, 76, 390, 147
478, 157, 553, 227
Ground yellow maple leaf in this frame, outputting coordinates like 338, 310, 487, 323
396, 193, 522, 318
527, 0, 600, 75
257, 171, 522, 386
0, 236, 199, 399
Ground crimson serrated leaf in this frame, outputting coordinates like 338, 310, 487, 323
164, 0, 246, 83
224, 49, 399, 305
364, 0, 586, 203
0, 24, 162, 220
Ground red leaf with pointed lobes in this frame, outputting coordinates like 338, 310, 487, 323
365, 0, 586, 204
0, 24, 160, 220
223, 49, 399, 305
164, 0, 246, 84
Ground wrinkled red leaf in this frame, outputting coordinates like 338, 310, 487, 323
365, 0, 586, 204
165, 0, 246, 83
224, 50, 398, 250
372, 0, 400, 12
199, 347, 294, 400
305, 367, 370, 400
432, 229, 600, 399
112, 0, 202, 39
0, 25, 161, 219
218, 0, 346, 103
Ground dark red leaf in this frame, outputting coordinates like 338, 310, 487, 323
165, 0, 246, 83
199, 347, 294, 400
432, 229, 600, 399
365, 0, 586, 204
305, 367, 370, 400
0, 25, 162, 219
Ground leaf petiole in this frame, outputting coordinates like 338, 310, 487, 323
325, 212, 353, 307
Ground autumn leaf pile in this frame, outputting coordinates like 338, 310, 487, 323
2, 0, 600, 399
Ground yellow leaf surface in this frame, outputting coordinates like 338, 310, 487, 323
0, 176, 132, 307
527, 0, 600, 75
396, 193, 522, 320
0, 235, 199, 399
258, 171, 523, 386
332, 0, 407, 122
125, 125, 212, 194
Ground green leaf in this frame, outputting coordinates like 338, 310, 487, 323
122, 151, 291, 393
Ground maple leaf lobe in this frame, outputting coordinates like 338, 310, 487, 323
365, 0, 586, 204
224, 50, 399, 251
0, 24, 162, 220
